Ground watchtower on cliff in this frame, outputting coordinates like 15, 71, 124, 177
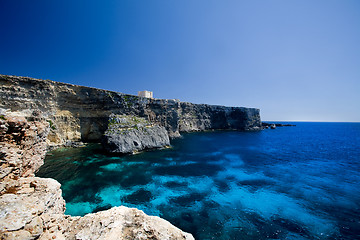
138, 90, 153, 99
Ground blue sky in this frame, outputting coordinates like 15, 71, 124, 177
1, 1, 359, 122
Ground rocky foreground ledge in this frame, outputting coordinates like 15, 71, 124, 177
0, 115, 194, 239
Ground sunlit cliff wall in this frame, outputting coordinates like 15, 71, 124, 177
0, 75, 261, 146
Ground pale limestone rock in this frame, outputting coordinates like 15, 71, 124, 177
64, 206, 194, 240
24, 216, 43, 237
1, 229, 32, 240
0, 177, 65, 233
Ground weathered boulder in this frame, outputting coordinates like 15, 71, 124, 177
0, 177, 66, 239
103, 114, 170, 154
63, 206, 194, 240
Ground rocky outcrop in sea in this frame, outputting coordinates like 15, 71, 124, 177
261, 122, 296, 129
103, 114, 170, 154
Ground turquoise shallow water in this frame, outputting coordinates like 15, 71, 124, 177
37, 122, 360, 239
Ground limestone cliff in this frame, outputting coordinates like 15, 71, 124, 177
0, 74, 261, 147
103, 114, 170, 154
0, 116, 194, 239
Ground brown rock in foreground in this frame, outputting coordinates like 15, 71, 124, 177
0, 115, 49, 182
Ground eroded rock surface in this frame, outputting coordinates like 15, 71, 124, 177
103, 114, 170, 154
0, 74, 261, 146
63, 206, 194, 240
0, 116, 194, 239
0, 177, 66, 239
0, 115, 49, 182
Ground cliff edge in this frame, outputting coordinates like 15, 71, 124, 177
0, 74, 261, 148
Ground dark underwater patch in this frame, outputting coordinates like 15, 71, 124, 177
155, 163, 223, 177
237, 178, 275, 191
271, 216, 312, 238
120, 173, 151, 188
164, 181, 188, 188
92, 204, 113, 213
181, 212, 194, 223
214, 179, 231, 192
170, 192, 206, 207
123, 189, 153, 204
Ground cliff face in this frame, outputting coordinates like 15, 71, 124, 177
0, 116, 194, 240
0, 75, 261, 146
103, 114, 170, 154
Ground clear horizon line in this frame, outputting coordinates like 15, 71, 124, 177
263, 120, 360, 123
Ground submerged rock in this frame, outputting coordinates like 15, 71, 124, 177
103, 114, 170, 154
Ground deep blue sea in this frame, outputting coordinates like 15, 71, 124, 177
37, 122, 360, 239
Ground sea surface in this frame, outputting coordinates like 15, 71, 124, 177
37, 122, 360, 239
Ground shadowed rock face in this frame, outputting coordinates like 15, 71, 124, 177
0, 74, 261, 146
103, 114, 170, 154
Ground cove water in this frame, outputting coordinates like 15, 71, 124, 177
37, 122, 360, 239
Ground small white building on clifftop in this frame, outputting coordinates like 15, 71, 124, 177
138, 90, 153, 98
